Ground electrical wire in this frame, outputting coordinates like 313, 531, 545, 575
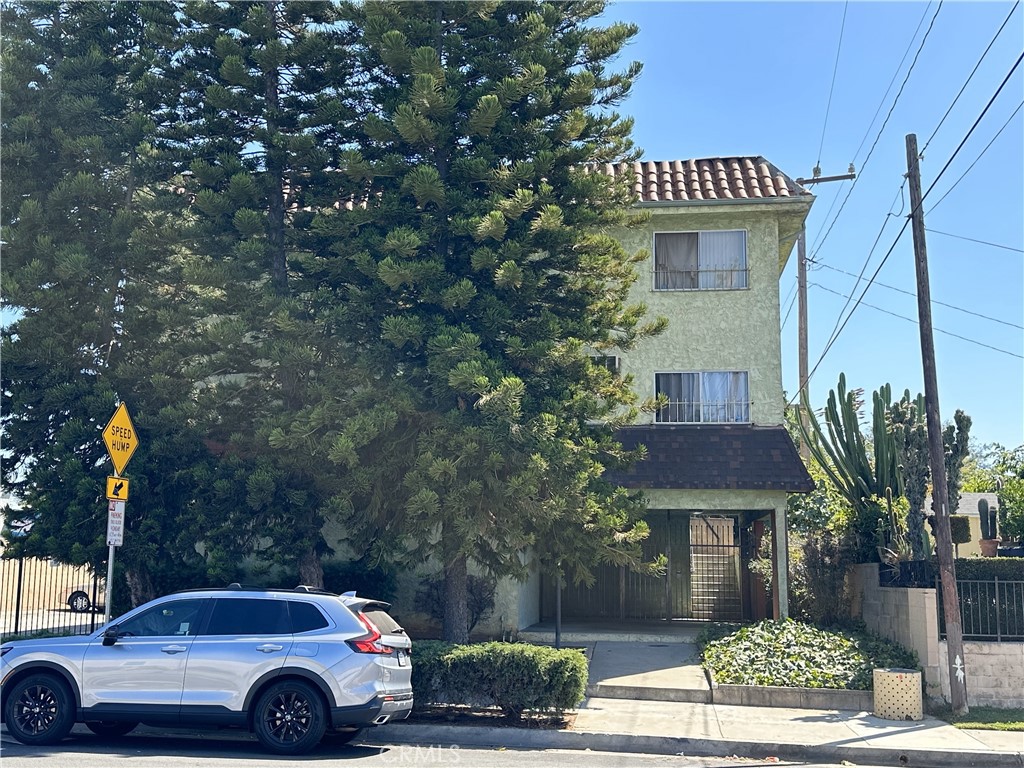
926, 228, 1024, 253
816, 1, 849, 170
927, 100, 1024, 214
920, 0, 1021, 156
810, 282, 1023, 358
795, 58, 1024, 402
809, 1, 944, 261
813, 262, 1024, 330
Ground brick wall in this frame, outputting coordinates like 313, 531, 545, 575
939, 640, 1024, 709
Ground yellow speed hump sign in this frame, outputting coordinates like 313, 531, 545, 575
102, 403, 139, 476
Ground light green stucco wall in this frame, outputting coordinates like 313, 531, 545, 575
641, 487, 788, 513
614, 201, 809, 426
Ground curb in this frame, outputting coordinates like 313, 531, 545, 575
368, 722, 1024, 768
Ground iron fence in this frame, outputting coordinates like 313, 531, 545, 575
938, 578, 1024, 641
1, 554, 103, 638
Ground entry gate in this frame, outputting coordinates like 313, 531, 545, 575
541, 511, 752, 621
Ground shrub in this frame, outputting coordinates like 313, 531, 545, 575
411, 641, 587, 718
953, 558, 1024, 581
701, 619, 917, 691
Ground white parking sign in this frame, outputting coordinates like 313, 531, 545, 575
106, 500, 125, 546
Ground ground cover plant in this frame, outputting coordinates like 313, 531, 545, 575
700, 619, 917, 691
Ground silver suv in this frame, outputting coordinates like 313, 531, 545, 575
1, 585, 412, 754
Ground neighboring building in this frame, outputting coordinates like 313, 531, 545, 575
503, 158, 816, 630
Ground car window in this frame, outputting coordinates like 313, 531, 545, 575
289, 601, 329, 633
204, 598, 290, 635
361, 607, 402, 634
117, 598, 207, 637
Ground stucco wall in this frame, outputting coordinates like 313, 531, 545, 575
614, 205, 792, 426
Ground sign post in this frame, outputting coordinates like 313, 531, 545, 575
101, 403, 139, 623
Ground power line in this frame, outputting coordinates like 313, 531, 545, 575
813, 262, 1024, 329
796, 60, 1024, 401
920, 0, 1021, 155
810, 282, 1023, 358
816, 1, 849, 171
927, 99, 1024, 214
926, 228, 1024, 253
809, 1, 944, 261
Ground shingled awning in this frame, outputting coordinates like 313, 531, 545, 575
607, 424, 814, 493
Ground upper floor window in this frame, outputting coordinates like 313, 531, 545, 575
654, 231, 748, 290
655, 371, 750, 423
590, 355, 620, 374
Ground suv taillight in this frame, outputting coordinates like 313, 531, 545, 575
347, 612, 393, 654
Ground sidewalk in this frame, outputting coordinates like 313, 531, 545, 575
371, 640, 1024, 768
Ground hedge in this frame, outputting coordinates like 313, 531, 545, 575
953, 558, 1024, 581
411, 640, 587, 718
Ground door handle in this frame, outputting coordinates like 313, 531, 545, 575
161, 645, 188, 654
256, 644, 284, 653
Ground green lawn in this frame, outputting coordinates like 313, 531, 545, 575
930, 705, 1024, 731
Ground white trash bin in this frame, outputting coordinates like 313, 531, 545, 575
873, 667, 923, 721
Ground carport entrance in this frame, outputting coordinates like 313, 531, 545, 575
540, 510, 762, 622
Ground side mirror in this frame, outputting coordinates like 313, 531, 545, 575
102, 625, 120, 646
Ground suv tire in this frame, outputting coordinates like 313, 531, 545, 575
68, 591, 91, 613
3, 673, 75, 746
85, 720, 138, 737
253, 680, 326, 755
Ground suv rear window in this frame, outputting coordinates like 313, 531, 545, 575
362, 607, 402, 634
205, 598, 290, 635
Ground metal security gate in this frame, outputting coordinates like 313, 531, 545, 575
541, 511, 754, 622
689, 515, 744, 621
1, 555, 103, 638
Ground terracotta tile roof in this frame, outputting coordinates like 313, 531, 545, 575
595, 158, 811, 204
607, 424, 814, 493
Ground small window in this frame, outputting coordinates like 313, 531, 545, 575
655, 371, 750, 423
590, 355, 619, 374
289, 602, 329, 633
116, 599, 207, 637
360, 607, 402, 635
204, 598, 290, 636
654, 231, 748, 290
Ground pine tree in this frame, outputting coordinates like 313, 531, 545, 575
1, 2, 216, 606
161, 1, 365, 586
309, 0, 664, 641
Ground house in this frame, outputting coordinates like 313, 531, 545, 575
487, 158, 816, 632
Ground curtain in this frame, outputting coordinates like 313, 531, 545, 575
654, 233, 698, 289
698, 231, 747, 289
701, 371, 749, 422
656, 372, 699, 422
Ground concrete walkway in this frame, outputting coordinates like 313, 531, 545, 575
372, 637, 1024, 768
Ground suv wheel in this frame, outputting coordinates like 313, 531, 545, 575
3, 673, 75, 745
68, 591, 91, 613
85, 720, 138, 737
253, 680, 326, 755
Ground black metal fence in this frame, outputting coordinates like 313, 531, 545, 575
1, 555, 103, 638
938, 578, 1024, 641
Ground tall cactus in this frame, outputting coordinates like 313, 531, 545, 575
886, 389, 929, 559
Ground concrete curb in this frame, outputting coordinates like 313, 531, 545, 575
368, 721, 1024, 768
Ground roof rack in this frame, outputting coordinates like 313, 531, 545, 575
169, 584, 340, 596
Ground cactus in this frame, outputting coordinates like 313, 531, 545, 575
978, 498, 998, 540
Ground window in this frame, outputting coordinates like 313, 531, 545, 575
116, 598, 207, 637
289, 602, 329, 633
654, 231, 748, 290
590, 355, 620, 374
204, 598, 291, 636
655, 371, 750, 423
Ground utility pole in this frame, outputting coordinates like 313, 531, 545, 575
906, 133, 968, 715
793, 171, 855, 456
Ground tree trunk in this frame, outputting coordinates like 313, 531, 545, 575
125, 565, 155, 608
443, 552, 470, 643
297, 547, 324, 589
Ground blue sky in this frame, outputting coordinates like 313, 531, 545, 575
601, 0, 1024, 450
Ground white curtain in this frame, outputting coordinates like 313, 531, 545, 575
701, 371, 749, 422
654, 233, 698, 289
656, 372, 699, 422
698, 231, 747, 289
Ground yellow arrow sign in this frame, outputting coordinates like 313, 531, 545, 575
106, 476, 130, 501
102, 403, 139, 476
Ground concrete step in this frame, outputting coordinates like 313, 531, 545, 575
586, 682, 711, 704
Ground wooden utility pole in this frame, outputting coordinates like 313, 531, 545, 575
793, 172, 854, 457
906, 133, 968, 715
